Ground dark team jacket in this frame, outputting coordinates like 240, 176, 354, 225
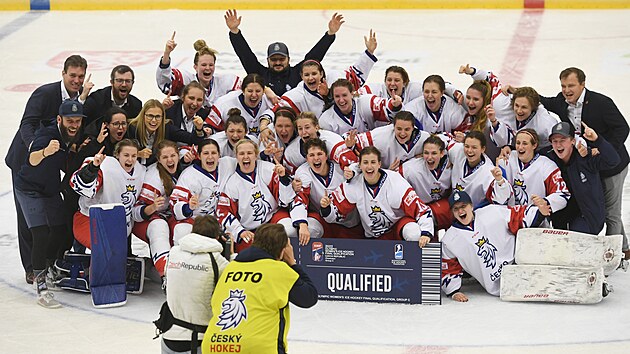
540, 89, 629, 177
548, 136, 620, 234
126, 121, 205, 166
82, 86, 143, 127
229, 30, 336, 96
6, 81, 63, 171
15, 124, 71, 197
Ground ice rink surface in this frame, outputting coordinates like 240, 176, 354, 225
0, 9, 629, 353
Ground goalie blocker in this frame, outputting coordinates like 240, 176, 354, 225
514, 228, 623, 276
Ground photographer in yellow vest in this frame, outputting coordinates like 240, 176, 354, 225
202, 223, 317, 354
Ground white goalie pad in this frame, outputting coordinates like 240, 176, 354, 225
500, 264, 605, 304
514, 228, 622, 276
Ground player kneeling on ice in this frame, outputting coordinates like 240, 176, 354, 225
441, 191, 550, 302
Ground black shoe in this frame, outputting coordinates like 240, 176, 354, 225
25, 271, 35, 285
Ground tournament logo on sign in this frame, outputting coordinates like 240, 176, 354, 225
312, 242, 323, 262
394, 244, 403, 260
216, 289, 248, 330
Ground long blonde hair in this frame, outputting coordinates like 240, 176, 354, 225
128, 99, 167, 148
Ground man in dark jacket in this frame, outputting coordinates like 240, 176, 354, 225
540, 67, 629, 257
82, 64, 142, 126
548, 122, 620, 235
225, 9, 344, 96
5, 55, 88, 284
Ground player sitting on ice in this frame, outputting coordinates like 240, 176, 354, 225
441, 190, 550, 302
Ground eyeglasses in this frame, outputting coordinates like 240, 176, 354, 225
114, 78, 133, 84
110, 121, 127, 128
145, 114, 163, 121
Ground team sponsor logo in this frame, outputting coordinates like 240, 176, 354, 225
216, 289, 248, 330
403, 190, 418, 207
475, 236, 498, 269
250, 191, 272, 223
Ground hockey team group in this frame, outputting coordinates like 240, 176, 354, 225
5, 8, 629, 353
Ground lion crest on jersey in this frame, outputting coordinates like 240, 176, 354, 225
476, 236, 498, 269
250, 191, 272, 223
513, 179, 528, 205
121, 185, 137, 225
454, 183, 464, 192
216, 289, 247, 331
369, 205, 393, 236
200, 187, 220, 215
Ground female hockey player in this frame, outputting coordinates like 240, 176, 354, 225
170, 139, 238, 244
497, 129, 570, 220
132, 140, 182, 279
448, 131, 511, 208
205, 73, 274, 137
283, 112, 357, 174
290, 138, 364, 244
318, 78, 401, 135
358, 65, 423, 105
216, 139, 295, 252
405, 74, 467, 134
210, 109, 259, 158
489, 86, 559, 150
156, 35, 240, 108
71, 139, 146, 249
323, 146, 434, 247
398, 135, 454, 232
441, 190, 550, 301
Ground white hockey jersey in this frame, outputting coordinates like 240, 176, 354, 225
325, 169, 433, 238
136, 163, 175, 220
489, 104, 559, 149
283, 130, 357, 175
351, 125, 435, 168
399, 156, 452, 203
441, 204, 545, 296
405, 95, 466, 134
216, 161, 295, 238
210, 132, 259, 159
468, 68, 512, 122
70, 157, 146, 237
156, 64, 240, 109
498, 152, 570, 212
291, 160, 361, 228
205, 91, 274, 136
318, 94, 397, 135
358, 81, 423, 105
448, 142, 511, 207
275, 50, 377, 118
170, 157, 238, 220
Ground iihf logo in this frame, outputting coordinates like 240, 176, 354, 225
394, 244, 403, 260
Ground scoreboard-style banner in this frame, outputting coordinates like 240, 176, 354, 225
291, 238, 441, 305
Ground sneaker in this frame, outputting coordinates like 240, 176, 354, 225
37, 290, 62, 309
25, 271, 35, 285
45, 267, 62, 291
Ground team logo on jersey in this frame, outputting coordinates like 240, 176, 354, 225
513, 179, 528, 205
216, 289, 248, 331
368, 205, 393, 236
250, 191, 272, 223
121, 185, 137, 226
430, 187, 443, 200
454, 183, 464, 192
200, 187, 219, 215
475, 236, 498, 269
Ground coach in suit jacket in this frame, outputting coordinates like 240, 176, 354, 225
82, 65, 142, 127
540, 67, 629, 256
4, 55, 88, 281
